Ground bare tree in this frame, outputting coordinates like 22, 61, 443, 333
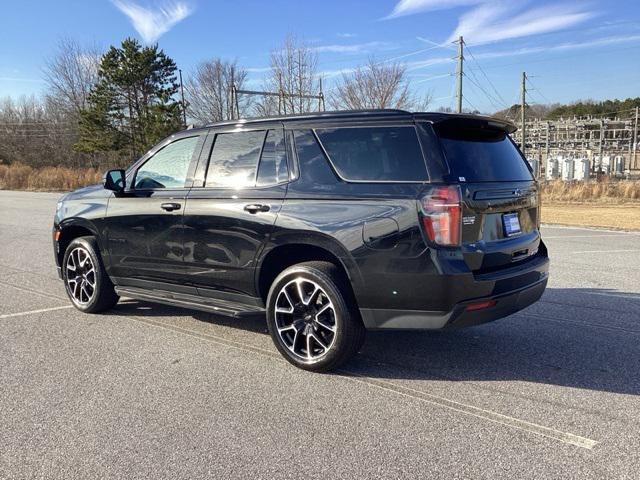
42, 38, 102, 117
256, 35, 321, 116
185, 59, 248, 124
330, 59, 432, 111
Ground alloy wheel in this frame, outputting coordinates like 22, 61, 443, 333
274, 278, 338, 361
65, 246, 96, 305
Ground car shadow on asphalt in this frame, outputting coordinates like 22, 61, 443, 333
111, 287, 640, 396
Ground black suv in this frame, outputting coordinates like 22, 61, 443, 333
53, 110, 549, 371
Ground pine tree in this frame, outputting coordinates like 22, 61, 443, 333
75, 38, 183, 160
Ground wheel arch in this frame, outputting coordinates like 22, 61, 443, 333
256, 237, 363, 305
56, 219, 103, 266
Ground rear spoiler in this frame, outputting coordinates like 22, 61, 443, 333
414, 113, 518, 134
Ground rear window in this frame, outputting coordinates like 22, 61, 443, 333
436, 126, 532, 182
315, 126, 428, 182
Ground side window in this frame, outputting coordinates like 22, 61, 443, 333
206, 131, 266, 188
315, 126, 428, 182
256, 129, 288, 186
135, 136, 199, 189
293, 130, 339, 185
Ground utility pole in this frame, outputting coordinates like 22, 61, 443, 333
633, 106, 639, 170
298, 50, 304, 114
455, 36, 464, 114
179, 69, 187, 127
521, 72, 527, 158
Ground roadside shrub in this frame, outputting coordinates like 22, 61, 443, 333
0, 163, 103, 191
540, 179, 640, 203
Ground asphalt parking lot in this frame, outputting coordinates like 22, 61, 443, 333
1, 190, 639, 479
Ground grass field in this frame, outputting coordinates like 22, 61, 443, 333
2, 163, 640, 230
542, 203, 640, 230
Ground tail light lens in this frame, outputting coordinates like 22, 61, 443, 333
419, 185, 462, 247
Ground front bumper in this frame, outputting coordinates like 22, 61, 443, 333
360, 255, 549, 330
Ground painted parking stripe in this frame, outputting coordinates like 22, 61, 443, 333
341, 373, 598, 450
117, 312, 598, 450
544, 234, 638, 239
570, 249, 640, 254
542, 225, 637, 233
0, 279, 66, 301
0, 280, 601, 450
0, 305, 73, 319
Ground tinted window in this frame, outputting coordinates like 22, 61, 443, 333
135, 136, 199, 189
257, 129, 288, 186
293, 130, 338, 187
315, 126, 428, 182
206, 131, 265, 188
436, 126, 533, 182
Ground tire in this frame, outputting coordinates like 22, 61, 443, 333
266, 261, 366, 372
62, 236, 119, 313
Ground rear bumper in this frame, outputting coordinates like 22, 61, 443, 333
360, 256, 549, 330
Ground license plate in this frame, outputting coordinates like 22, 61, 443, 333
503, 213, 522, 237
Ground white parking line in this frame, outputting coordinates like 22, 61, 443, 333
118, 312, 598, 450
544, 234, 637, 239
343, 373, 598, 450
542, 224, 638, 234
570, 249, 640, 254
0, 305, 73, 319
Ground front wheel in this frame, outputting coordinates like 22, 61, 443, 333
266, 261, 365, 372
62, 236, 119, 313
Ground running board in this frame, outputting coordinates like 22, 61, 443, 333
114, 286, 265, 318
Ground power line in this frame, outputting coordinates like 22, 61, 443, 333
464, 96, 481, 113
524, 76, 553, 105
464, 44, 509, 108
464, 44, 639, 72
316, 41, 450, 70
463, 71, 507, 112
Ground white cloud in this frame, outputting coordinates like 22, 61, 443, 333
245, 66, 272, 73
337, 33, 357, 38
386, 0, 482, 19
319, 67, 358, 78
0, 77, 44, 83
401, 34, 640, 72
448, 2, 595, 44
387, 0, 595, 46
111, 0, 194, 43
312, 41, 392, 54
473, 34, 640, 60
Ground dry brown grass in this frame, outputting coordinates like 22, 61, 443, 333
0, 163, 103, 191
540, 179, 640, 203
542, 203, 640, 231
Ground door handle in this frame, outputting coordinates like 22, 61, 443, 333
244, 204, 270, 214
160, 202, 181, 212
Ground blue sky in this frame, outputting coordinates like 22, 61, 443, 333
1, 0, 639, 113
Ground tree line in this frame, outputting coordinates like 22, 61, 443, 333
2, 34, 636, 171
0, 35, 433, 170
494, 97, 640, 122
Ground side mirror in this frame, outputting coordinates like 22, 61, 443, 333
104, 169, 126, 193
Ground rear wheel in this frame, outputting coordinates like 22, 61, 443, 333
62, 236, 119, 313
266, 261, 365, 372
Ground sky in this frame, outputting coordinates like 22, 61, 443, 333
1, 0, 639, 113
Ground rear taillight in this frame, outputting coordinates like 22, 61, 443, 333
419, 185, 462, 247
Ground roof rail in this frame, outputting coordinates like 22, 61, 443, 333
204, 109, 412, 128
